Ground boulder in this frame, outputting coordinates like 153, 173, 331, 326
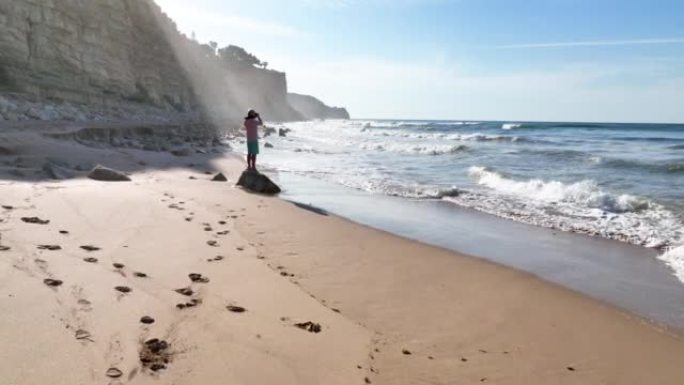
236, 170, 281, 195
87, 165, 131, 182
212, 173, 228, 182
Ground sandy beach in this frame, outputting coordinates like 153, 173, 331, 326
0, 131, 682, 385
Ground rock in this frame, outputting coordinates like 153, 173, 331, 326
212, 173, 228, 182
236, 170, 281, 195
278, 128, 291, 137
88, 165, 131, 182
170, 147, 192, 157
264, 142, 274, 148
140, 316, 155, 324
294, 321, 322, 333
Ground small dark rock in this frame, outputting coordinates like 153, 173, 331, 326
115, 286, 131, 293
188, 273, 209, 283
83, 257, 98, 263
0, 245, 10, 251
402, 349, 412, 355
80, 245, 101, 252
113, 263, 125, 269
212, 173, 228, 182
140, 316, 155, 324
38, 245, 61, 251
133, 272, 148, 278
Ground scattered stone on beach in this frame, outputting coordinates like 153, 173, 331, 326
80, 245, 101, 252
567, 366, 576, 372
140, 338, 171, 372
264, 142, 274, 148
218, 220, 227, 225
105, 367, 123, 378
402, 349, 412, 355
0, 245, 10, 251
364, 377, 372, 384
83, 257, 98, 263
461, 357, 468, 362
1, 205, 13, 210
236, 170, 281, 194
170, 147, 192, 157
175, 287, 193, 296
207, 240, 218, 247
38, 244, 61, 251
216, 230, 229, 235
115, 286, 132, 293
207, 255, 224, 262
133, 272, 148, 278
87, 165, 131, 182
43, 278, 63, 287
140, 316, 155, 324
75, 329, 91, 340
226, 305, 246, 313
188, 273, 209, 283
21, 216, 50, 225
113, 263, 125, 269
211, 172, 228, 182
59, 230, 69, 234
294, 321, 322, 333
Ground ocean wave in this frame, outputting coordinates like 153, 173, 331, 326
669, 144, 684, 150
468, 166, 649, 213
658, 245, 684, 283
502, 123, 523, 130
360, 142, 468, 155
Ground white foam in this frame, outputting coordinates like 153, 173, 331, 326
502, 123, 523, 130
659, 245, 684, 283
360, 142, 468, 155
468, 166, 649, 213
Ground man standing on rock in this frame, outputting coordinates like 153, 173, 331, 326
244, 109, 262, 170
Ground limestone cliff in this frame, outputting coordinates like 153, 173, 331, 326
0, 0, 313, 125
287, 93, 350, 120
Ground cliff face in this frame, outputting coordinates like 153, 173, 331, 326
0, 0, 345, 125
287, 93, 350, 120
0, 0, 193, 111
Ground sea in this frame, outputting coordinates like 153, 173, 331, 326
228, 119, 684, 328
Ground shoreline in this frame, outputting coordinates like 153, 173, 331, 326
272, 171, 684, 333
1, 135, 683, 384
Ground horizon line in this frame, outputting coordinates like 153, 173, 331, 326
493, 38, 684, 49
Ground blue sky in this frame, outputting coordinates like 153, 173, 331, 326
154, 0, 684, 123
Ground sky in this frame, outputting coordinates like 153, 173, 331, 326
154, 0, 684, 123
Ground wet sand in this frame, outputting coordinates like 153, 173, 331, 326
0, 132, 683, 384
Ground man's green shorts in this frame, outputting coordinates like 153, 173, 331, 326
247, 140, 259, 155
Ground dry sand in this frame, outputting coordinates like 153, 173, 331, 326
0, 131, 683, 384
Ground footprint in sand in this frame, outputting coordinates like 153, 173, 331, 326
207, 255, 224, 262
106, 367, 123, 378
140, 338, 172, 372
21, 217, 49, 225
177, 298, 202, 309
43, 278, 63, 287
83, 257, 98, 263
175, 287, 193, 296
115, 286, 132, 294
226, 305, 246, 313
188, 273, 209, 283
294, 321, 322, 333
207, 240, 219, 247
75, 329, 93, 341
37, 245, 61, 251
